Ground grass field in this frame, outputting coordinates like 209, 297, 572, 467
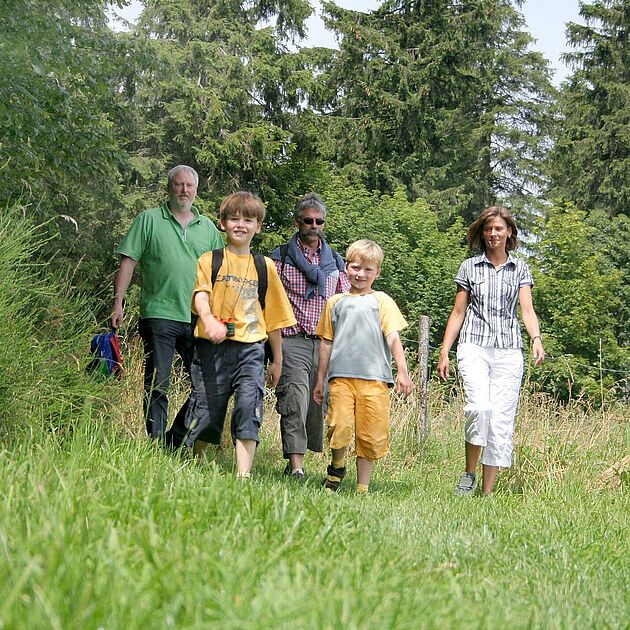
0, 365, 628, 630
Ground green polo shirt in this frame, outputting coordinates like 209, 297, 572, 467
116, 202, 223, 322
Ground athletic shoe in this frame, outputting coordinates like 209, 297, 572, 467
290, 469, 306, 481
454, 472, 476, 496
284, 463, 305, 480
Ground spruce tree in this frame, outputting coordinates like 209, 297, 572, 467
125, 0, 324, 225
549, 0, 629, 218
315, 0, 554, 223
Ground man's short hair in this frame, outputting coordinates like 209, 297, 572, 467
345, 239, 384, 267
294, 192, 326, 220
220, 191, 266, 223
167, 165, 199, 189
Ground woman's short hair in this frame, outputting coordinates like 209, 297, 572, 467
294, 192, 327, 220
345, 239, 384, 267
467, 206, 519, 253
219, 191, 266, 223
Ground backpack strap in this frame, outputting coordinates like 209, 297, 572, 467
210, 247, 267, 310
253, 253, 268, 310
210, 247, 224, 287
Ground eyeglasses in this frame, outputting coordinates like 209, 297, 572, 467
301, 217, 325, 225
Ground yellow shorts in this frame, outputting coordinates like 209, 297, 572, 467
326, 377, 390, 460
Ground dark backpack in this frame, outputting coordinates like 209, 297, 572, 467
209, 248, 274, 362
88, 329, 123, 377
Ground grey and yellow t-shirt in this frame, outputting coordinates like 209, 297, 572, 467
316, 291, 408, 384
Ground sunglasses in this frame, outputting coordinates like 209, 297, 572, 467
301, 217, 325, 225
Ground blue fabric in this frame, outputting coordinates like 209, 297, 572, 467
269, 234, 345, 299
89, 331, 122, 376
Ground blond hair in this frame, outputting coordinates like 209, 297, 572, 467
345, 239, 384, 267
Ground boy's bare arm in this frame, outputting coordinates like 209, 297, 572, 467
266, 329, 282, 387
313, 338, 333, 404
194, 292, 226, 343
386, 331, 413, 396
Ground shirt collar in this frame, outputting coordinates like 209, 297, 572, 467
297, 236, 322, 257
161, 201, 201, 223
476, 251, 517, 267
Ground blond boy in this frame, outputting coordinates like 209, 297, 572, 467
313, 239, 413, 492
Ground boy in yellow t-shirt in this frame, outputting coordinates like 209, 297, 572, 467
185, 192, 296, 478
313, 240, 413, 493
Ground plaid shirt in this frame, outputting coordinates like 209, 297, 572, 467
275, 239, 350, 337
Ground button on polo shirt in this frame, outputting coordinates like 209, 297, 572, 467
116, 202, 223, 322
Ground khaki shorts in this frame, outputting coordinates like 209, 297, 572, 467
327, 377, 390, 460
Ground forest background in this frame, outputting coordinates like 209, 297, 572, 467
1, 0, 628, 402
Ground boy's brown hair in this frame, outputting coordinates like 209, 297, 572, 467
345, 239, 384, 267
219, 191, 266, 223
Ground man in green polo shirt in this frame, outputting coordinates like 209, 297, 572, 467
112, 165, 223, 444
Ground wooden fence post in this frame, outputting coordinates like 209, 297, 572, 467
417, 315, 430, 441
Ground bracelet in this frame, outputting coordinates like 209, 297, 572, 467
531, 335, 542, 343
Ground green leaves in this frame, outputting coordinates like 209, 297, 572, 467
549, 0, 630, 219
529, 204, 627, 401
315, 0, 554, 223
126, 0, 323, 225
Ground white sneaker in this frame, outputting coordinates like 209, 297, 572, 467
454, 472, 476, 496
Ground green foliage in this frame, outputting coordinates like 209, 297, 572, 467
0, 1, 136, 290
543, 1, 629, 401
315, 0, 554, 223
529, 204, 628, 401
549, 0, 630, 218
125, 0, 328, 226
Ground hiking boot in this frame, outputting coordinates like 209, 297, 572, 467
323, 464, 347, 492
454, 472, 476, 496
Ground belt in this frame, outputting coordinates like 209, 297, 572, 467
295, 331, 319, 340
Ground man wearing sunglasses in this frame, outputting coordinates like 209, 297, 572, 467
270, 193, 350, 480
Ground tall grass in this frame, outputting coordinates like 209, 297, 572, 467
0, 204, 109, 438
0, 206, 628, 629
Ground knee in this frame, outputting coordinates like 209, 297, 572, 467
463, 403, 491, 422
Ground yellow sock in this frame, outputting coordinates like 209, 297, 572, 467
357, 483, 369, 494
332, 458, 345, 469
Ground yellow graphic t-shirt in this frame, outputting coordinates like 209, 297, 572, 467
192, 249, 296, 343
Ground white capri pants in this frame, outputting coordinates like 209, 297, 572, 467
456, 343, 524, 467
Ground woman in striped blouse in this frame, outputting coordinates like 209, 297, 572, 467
437, 206, 545, 496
